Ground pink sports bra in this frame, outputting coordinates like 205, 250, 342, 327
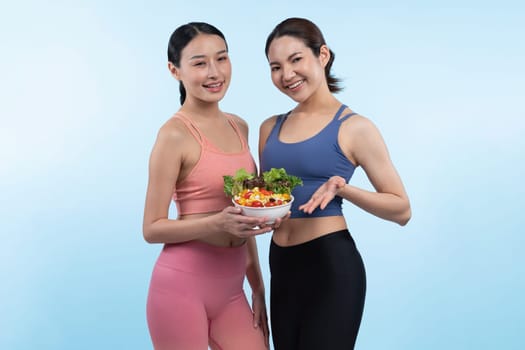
172, 113, 256, 215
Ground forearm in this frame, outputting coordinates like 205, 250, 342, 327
143, 215, 218, 244
245, 237, 265, 294
338, 184, 411, 226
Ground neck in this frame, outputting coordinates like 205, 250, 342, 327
179, 100, 222, 120
294, 91, 340, 115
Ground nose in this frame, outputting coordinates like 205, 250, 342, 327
282, 64, 295, 81
207, 60, 218, 78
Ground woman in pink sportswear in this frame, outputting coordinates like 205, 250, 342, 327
143, 22, 277, 350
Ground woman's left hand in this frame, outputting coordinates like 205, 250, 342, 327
298, 176, 346, 214
252, 290, 269, 347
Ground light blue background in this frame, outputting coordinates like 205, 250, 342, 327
1, 1, 524, 349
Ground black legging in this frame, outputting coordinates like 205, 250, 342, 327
269, 229, 366, 350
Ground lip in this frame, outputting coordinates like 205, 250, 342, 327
285, 79, 304, 92
203, 81, 224, 92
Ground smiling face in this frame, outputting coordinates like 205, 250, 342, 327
267, 35, 329, 103
170, 33, 231, 104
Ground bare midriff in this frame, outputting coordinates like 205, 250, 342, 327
272, 216, 348, 247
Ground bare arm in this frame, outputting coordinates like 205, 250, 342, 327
299, 116, 411, 226
245, 237, 265, 294
343, 116, 411, 225
245, 236, 269, 345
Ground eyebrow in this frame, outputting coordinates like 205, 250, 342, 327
269, 51, 302, 66
189, 49, 228, 60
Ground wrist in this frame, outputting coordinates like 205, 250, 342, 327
252, 291, 266, 305
335, 177, 346, 195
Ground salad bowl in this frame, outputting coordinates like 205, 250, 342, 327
232, 196, 294, 224
224, 167, 302, 224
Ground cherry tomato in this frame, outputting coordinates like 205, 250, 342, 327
260, 189, 273, 196
250, 200, 263, 207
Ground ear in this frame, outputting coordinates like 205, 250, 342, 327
168, 62, 181, 80
319, 45, 331, 67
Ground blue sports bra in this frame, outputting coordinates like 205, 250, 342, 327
261, 104, 357, 218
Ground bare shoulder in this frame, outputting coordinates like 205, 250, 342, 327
226, 112, 247, 125
226, 112, 249, 132
155, 115, 191, 147
258, 114, 280, 154
339, 113, 388, 166
259, 114, 280, 141
342, 113, 385, 145
342, 113, 378, 134
260, 114, 279, 132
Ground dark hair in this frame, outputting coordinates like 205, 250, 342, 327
265, 17, 342, 93
167, 22, 228, 105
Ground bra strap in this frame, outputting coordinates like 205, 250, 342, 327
339, 112, 357, 122
333, 104, 357, 122
332, 104, 348, 120
173, 113, 204, 146
224, 114, 247, 149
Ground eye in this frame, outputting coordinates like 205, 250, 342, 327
193, 61, 206, 67
292, 56, 302, 63
270, 66, 280, 72
218, 55, 228, 61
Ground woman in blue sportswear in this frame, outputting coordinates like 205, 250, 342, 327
259, 17, 412, 349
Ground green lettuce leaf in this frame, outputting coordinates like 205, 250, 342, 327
223, 168, 256, 197
224, 167, 302, 197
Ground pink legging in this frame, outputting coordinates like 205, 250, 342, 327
146, 241, 266, 350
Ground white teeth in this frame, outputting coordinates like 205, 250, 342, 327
287, 80, 303, 89
206, 82, 221, 88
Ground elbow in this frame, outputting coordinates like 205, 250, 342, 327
143, 231, 155, 244
142, 224, 159, 244
397, 205, 412, 226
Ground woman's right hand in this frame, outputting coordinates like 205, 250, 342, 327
298, 175, 346, 214
217, 206, 274, 238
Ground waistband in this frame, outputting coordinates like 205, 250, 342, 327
271, 229, 354, 250
270, 229, 358, 273
157, 240, 247, 277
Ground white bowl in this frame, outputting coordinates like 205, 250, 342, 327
232, 196, 293, 224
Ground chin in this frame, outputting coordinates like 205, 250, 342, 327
288, 94, 308, 103
202, 93, 227, 103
